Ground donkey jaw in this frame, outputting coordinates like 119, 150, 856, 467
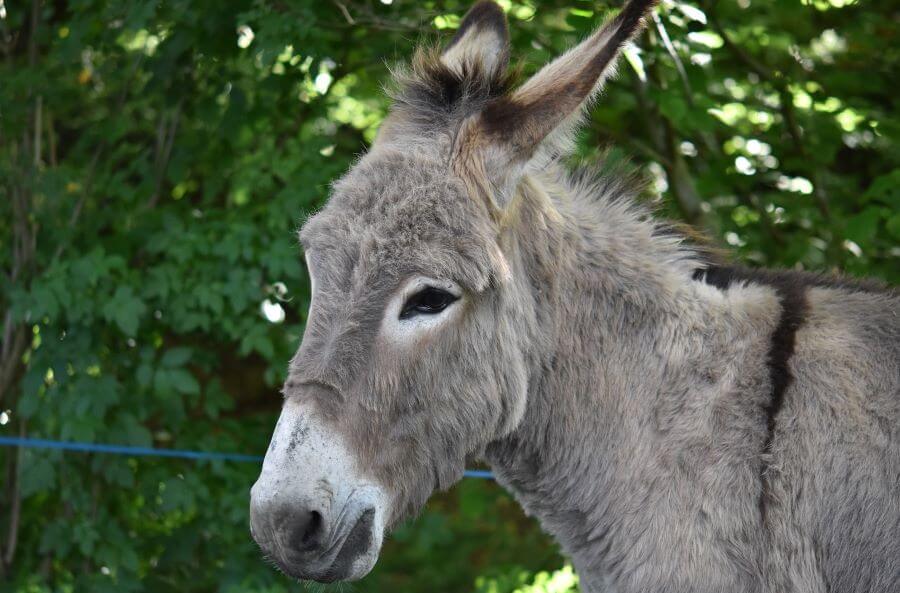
249, 398, 390, 583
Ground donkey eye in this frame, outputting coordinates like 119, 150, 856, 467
400, 287, 459, 320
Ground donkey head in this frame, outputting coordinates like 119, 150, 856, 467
249, 0, 657, 582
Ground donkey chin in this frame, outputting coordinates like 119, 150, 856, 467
248, 398, 390, 582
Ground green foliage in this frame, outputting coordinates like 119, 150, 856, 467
476, 565, 578, 593
0, 0, 896, 592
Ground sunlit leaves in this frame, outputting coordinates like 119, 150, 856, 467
475, 564, 578, 593
623, 44, 647, 82
686, 31, 723, 49
802, 0, 858, 10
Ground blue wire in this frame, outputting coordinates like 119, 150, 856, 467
0, 436, 262, 462
461, 469, 494, 479
0, 436, 494, 479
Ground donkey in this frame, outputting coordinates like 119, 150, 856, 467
249, 1, 900, 591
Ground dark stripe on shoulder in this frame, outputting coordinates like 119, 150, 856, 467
763, 280, 807, 446
694, 263, 894, 296
694, 265, 810, 521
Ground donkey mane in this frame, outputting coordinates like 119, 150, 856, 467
549, 163, 711, 272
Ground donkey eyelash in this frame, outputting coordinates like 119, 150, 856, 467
399, 286, 460, 320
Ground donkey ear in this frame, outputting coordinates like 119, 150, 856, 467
441, 1, 510, 78
478, 0, 658, 163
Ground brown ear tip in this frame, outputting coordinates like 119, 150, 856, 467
466, 0, 506, 19
623, 0, 661, 23
607, 0, 659, 45
447, 0, 510, 51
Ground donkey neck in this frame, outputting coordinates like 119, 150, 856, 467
484, 167, 780, 587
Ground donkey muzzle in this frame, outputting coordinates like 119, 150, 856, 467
249, 493, 378, 582
249, 397, 388, 582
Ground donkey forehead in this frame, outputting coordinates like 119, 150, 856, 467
299, 153, 497, 289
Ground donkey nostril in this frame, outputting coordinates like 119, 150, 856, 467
302, 511, 323, 545
288, 509, 326, 553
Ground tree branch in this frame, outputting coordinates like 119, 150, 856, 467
1, 421, 25, 573
630, 62, 709, 229
148, 98, 184, 209
1, 0, 39, 406
332, 0, 355, 25
652, 11, 694, 109
0, 318, 27, 408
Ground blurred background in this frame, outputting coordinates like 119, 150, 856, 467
0, 0, 896, 591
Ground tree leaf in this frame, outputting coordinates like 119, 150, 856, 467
169, 368, 200, 395
844, 207, 883, 245
102, 286, 147, 335
161, 347, 192, 367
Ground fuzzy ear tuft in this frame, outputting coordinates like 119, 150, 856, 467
441, 1, 510, 79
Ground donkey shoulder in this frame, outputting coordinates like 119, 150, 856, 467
788, 281, 900, 593
696, 263, 898, 408
705, 266, 900, 591
796, 275, 899, 400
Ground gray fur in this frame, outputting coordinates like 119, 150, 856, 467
253, 1, 900, 590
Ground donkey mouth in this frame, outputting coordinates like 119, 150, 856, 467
272, 508, 377, 583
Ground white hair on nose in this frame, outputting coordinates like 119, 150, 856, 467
252, 398, 391, 578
